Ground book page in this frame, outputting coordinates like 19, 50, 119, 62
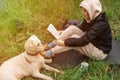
47, 24, 59, 39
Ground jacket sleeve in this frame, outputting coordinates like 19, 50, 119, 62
64, 20, 107, 47
77, 19, 87, 32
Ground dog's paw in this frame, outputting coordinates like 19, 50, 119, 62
58, 71, 64, 74
48, 78, 54, 80
45, 58, 52, 63
55, 70, 64, 74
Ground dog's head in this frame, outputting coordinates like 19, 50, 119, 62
24, 35, 44, 55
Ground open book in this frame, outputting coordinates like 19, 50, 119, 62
47, 24, 59, 39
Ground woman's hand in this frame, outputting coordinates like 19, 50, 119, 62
55, 39, 65, 46
58, 30, 64, 35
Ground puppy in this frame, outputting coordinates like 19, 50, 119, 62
0, 35, 62, 80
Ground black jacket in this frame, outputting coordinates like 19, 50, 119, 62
64, 12, 112, 54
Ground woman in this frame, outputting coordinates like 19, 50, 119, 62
42, 0, 112, 60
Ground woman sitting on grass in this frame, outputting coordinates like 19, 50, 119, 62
41, 0, 112, 60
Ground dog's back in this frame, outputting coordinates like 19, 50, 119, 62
0, 52, 32, 80
0, 69, 17, 80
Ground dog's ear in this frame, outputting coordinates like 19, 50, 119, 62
24, 39, 36, 54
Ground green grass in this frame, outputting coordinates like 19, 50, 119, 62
0, 0, 120, 80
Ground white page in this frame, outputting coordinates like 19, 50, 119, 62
47, 24, 59, 39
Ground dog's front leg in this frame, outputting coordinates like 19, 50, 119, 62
32, 71, 54, 80
43, 64, 63, 74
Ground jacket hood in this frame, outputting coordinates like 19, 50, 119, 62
80, 0, 102, 23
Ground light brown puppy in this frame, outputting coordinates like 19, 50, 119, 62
0, 35, 62, 80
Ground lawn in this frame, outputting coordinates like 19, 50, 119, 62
0, 0, 120, 80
